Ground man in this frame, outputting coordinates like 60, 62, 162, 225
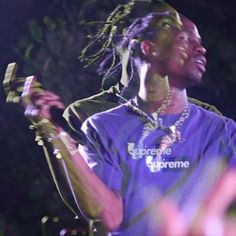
23, 1, 236, 235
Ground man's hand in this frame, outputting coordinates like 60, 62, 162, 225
158, 169, 236, 236
24, 89, 65, 124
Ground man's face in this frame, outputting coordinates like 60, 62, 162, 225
160, 17, 207, 88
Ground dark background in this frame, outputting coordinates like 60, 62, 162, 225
0, 0, 235, 235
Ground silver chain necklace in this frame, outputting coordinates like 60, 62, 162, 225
128, 92, 172, 129
127, 94, 190, 172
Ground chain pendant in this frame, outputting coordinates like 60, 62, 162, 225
159, 125, 182, 151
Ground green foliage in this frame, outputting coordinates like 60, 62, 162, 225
28, 19, 43, 43
14, 0, 106, 104
4, 1, 110, 234
43, 16, 58, 31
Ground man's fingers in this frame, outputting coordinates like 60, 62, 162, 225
23, 89, 65, 123
159, 198, 188, 236
24, 104, 39, 117
34, 100, 65, 109
31, 91, 61, 103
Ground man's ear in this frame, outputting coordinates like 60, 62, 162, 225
140, 40, 158, 58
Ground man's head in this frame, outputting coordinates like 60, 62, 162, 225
82, 1, 207, 91
138, 14, 207, 89
92, 1, 184, 90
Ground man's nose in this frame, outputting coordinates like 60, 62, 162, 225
195, 44, 206, 55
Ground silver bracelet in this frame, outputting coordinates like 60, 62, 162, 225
48, 131, 79, 157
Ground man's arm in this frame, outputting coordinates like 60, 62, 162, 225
25, 90, 123, 231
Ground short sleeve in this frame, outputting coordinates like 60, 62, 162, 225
79, 117, 123, 195
225, 118, 236, 168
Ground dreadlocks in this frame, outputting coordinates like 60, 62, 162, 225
79, 0, 181, 91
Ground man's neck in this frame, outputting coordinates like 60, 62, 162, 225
166, 87, 188, 114
137, 88, 188, 114
137, 64, 188, 114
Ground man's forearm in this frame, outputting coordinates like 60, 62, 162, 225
43, 125, 123, 231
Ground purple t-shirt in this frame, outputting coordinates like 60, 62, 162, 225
80, 102, 236, 236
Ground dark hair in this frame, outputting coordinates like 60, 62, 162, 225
79, 0, 180, 91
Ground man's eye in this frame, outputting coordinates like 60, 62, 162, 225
160, 20, 172, 29
163, 23, 171, 29
178, 33, 189, 41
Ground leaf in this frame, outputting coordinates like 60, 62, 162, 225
24, 44, 34, 60
28, 19, 43, 43
43, 16, 57, 32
